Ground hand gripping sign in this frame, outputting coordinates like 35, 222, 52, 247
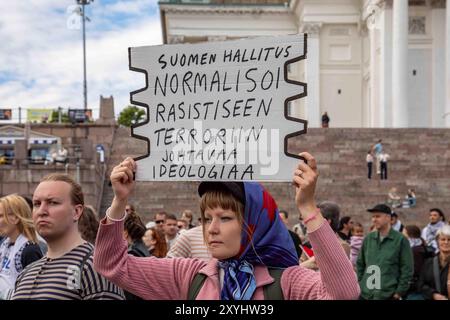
129, 34, 307, 181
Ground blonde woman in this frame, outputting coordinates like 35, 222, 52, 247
0, 194, 43, 299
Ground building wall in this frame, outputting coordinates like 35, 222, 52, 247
160, 0, 448, 128
320, 23, 362, 127
101, 126, 450, 229
0, 123, 117, 213
408, 48, 431, 126
431, 7, 446, 127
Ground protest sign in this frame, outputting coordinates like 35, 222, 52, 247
27, 109, 53, 123
68, 109, 93, 123
129, 34, 307, 181
0, 109, 12, 120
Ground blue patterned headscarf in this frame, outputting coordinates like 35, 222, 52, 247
219, 182, 298, 300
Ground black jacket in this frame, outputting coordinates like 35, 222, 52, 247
418, 256, 449, 299
288, 230, 302, 258
21, 243, 43, 268
128, 240, 150, 258
408, 245, 427, 293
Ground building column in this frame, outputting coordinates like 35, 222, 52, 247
364, 0, 385, 127
392, 0, 409, 127
301, 22, 321, 127
446, 0, 450, 126
368, 20, 378, 127
431, 2, 446, 127
378, 2, 393, 127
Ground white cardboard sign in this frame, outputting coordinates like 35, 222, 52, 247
129, 34, 307, 181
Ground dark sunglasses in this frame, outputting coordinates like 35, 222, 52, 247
155, 220, 164, 224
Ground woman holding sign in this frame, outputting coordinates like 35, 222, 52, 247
93, 153, 359, 300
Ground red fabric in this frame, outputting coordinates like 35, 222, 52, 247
262, 189, 277, 222
303, 245, 314, 258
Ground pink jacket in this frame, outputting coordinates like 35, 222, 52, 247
94, 219, 359, 300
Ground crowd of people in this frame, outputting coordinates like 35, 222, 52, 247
387, 187, 416, 209
0, 152, 448, 300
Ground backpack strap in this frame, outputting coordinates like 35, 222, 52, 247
187, 267, 285, 300
264, 268, 285, 300
433, 255, 441, 293
188, 272, 207, 300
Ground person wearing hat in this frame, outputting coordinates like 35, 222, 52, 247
93, 153, 359, 300
356, 204, 413, 300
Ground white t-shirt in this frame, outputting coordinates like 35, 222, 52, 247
0, 234, 29, 299
166, 226, 211, 262
379, 153, 390, 163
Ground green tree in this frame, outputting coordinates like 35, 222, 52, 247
50, 110, 70, 123
118, 105, 145, 127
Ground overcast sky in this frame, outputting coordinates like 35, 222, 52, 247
0, 0, 162, 121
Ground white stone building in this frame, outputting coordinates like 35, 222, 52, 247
158, 0, 450, 128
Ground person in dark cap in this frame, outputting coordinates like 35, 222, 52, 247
356, 204, 413, 300
93, 153, 360, 300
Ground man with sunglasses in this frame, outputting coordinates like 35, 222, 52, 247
177, 219, 188, 232
153, 211, 167, 232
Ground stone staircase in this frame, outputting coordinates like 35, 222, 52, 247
100, 127, 450, 229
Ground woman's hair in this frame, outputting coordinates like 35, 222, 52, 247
405, 225, 421, 239
40, 173, 84, 206
148, 227, 168, 258
126, 204, 135, 213
430, 208, 446, 222
0, 194, 38, 243
200, 190, 244, 223
436, 224, 450, 240
182, 210, 193, 223
338, 216, 352, 231
78, 205, 99, 244
124, 211, 146, 242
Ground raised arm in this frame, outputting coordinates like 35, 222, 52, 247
107, 157, 136, 222
285, 152, 360, 300
93, 158, 204, 299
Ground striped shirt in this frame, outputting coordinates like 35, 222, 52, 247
11, 242, 125, 300
166, 226, 211, 262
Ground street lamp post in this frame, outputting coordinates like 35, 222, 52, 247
77, 0, 94, 111
75, 145, 82, 183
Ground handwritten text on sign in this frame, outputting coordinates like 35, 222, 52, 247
129, 35, 306, 181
